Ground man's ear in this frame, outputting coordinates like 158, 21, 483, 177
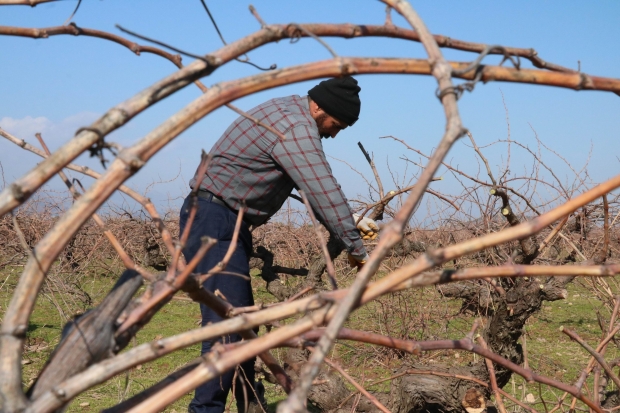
308, 98, 324, 116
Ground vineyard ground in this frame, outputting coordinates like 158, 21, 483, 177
0, 261, 614, 413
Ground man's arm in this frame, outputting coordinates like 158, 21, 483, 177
271, 125, 368, 260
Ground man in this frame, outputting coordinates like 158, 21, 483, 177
180, 76, 377, 413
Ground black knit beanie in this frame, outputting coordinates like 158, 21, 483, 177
308, 76, 361, 126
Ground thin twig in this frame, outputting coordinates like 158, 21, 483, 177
173, 237, 217, 289
170, 151, 211, 279
286, 286, 315, 302
224, 103, 286, 140
115, 24, 209, 63
61, 0, 82, 26
11, 213, 31, 255
384, 5, 394, 26
199, 0, 228, 45
452, 44, 520, 76
561, 327, 620, 390
477, 336, 508, 413
557, 232, 587, 261
199, 0, 275, 71
538, 216, 569, 256
248, 5, 267, 28
602, 194, 610, 260
196, 207, 247, 284
358, 141, 384, 199
468, 131, 497, 186
288, 23, 338, 58
315, 350, 391, 413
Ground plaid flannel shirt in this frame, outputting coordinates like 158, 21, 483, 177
190, 95, 367, 259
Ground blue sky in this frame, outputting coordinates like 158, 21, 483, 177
1, 1, 619, 220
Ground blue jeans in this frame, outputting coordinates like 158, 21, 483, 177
180, 194, 257, 413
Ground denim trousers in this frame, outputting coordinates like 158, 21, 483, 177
179, 194, 256, 413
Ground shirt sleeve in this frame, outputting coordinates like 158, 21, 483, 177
271, 124, 367, 258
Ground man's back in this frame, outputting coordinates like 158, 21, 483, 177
193, 95, 318, 225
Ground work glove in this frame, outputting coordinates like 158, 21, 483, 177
352, 214, 380, 240
347, 253, 368, 271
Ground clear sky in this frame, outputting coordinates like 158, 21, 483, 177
1, 1, 619, 220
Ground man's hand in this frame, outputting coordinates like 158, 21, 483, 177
348, 253, 367, 271
352, 214, 379, 240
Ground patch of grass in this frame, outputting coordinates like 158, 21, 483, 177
507, 281, 616, 409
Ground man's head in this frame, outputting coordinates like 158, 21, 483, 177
308, 76, 361, 138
